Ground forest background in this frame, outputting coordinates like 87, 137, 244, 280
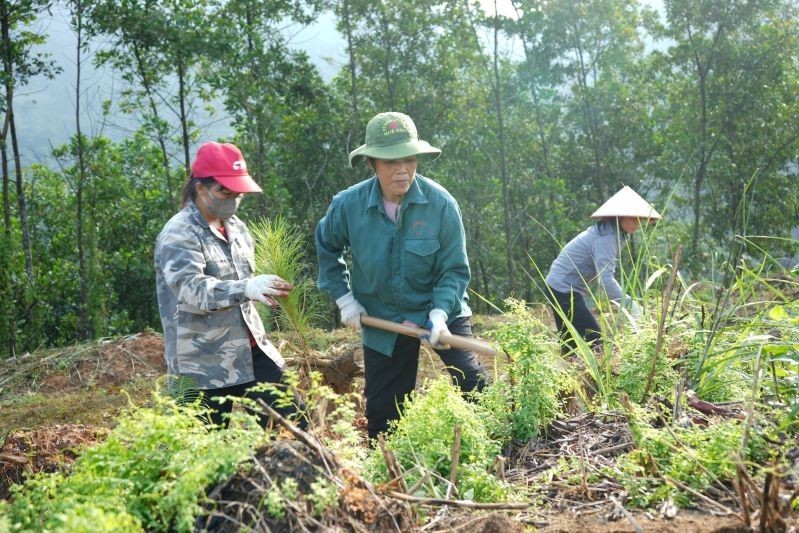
2, 0, 798, 357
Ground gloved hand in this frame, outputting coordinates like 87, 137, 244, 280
336, 291, 367, 330
423, 308, 451, 350
620, 294, 643, 319
630, 300, 643, 319
245, 274, 293, 304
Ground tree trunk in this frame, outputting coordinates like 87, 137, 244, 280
493, 1, 514, 293
342, 0, 360, 151
132, 44, 174, 208
0, 1, 16, 356
568, 14, 603, 198
379, 11, 395, 110
73, 0, 92, 340
178, 61, 191, 176
1, 7, 32, 282
1, 100, 8, 231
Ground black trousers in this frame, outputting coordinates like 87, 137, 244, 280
546, 286, 602, 354
183, 344, 306, 429
362, 316, 487, 440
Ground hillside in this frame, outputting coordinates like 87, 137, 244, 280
2, 315, 792, 532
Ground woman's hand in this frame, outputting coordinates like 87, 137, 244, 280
245, 274, 293, 304
424, 308, 452, 350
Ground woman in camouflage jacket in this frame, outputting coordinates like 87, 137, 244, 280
155, 141, 304, 428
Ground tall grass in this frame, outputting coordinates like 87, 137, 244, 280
525, 216, 671, 407
525, 199, 799, 414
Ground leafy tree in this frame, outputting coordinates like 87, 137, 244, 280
202, 0, 331, 225
25, 133, 166, 346
513, 0, 656, 202
655, 0, 799, 259
88, 0, 211, 207
0, 0, 61, 356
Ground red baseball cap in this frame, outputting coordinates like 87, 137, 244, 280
191, 142, 262, 193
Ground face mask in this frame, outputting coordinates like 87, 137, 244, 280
204, 187, 242, 220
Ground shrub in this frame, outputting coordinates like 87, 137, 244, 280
618, 418, 768, 507
364, 378, 508, 502
3, 393, 264, 532
483, 299, 569, 442
614, 325, 679, 404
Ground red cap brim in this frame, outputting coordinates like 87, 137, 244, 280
214, 174, 263, 193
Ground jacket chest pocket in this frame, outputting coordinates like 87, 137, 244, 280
205, 248, 237, 280
404, 238, 439, 279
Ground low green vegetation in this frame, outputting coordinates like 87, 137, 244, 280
2, 238, 798, 529
1, 394, 265, 532
480, 298, 571, 442
618, 417, 771, 507
364, 377, 509, 503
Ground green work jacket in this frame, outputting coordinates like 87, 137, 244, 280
316, 174, 471, 356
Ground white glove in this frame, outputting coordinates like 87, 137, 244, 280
620, 294, 643, 319
424, 308, 451, 350
245, 274, 292, 304
630, 300, 643, 319
336, 291, 367, 330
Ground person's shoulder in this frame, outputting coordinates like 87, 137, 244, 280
594, 222, 620, 239
326, 178, 376, 215
333, 177, 374, 202
592, 223, 621, 251
157, 208, 199, 241
415, 174, 455, 203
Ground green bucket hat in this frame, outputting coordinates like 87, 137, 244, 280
348, 112, 441, 167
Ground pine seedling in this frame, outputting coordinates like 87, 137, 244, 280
249, 217, 324, 355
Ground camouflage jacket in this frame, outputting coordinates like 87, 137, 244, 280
154, 201, 284, 389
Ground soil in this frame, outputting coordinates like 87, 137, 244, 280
0, 331, 793, 532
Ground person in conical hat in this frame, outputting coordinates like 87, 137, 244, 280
544, 186, 661, 354
315, 111, 487, 442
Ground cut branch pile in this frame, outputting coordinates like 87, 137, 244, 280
508, 411, 632, 511
199, 400, 416, 532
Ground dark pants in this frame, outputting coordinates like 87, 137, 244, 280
546, 286, 602, 355
362, 316, 487, 440
180, 345, 306, 429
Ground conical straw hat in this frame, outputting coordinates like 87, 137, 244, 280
590, 186, 662, 220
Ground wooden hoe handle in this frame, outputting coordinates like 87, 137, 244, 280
359, 315, 497, 357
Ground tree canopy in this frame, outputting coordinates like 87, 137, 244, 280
2, 0, 798, 353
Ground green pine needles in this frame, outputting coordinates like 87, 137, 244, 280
249, 217, 324, 343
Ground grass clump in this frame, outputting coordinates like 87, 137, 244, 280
1, 392, 264, 532
365, 377, 508, 502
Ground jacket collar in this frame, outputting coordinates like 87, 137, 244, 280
366, 175, 429, 212
595, 219, 621, 237
188, 200, 241, 241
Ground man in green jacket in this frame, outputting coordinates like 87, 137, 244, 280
316, 112, 487, 440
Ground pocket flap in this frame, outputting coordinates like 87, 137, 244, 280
405, 238, 440, 257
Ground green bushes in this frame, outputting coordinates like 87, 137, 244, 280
614, 325, 678, 404
482, 299, 571, 442
1, 393, 264, 532
364, 378, 509, 502
618, 419, 769, 507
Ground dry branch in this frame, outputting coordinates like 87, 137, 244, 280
384, 490, 529, 510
